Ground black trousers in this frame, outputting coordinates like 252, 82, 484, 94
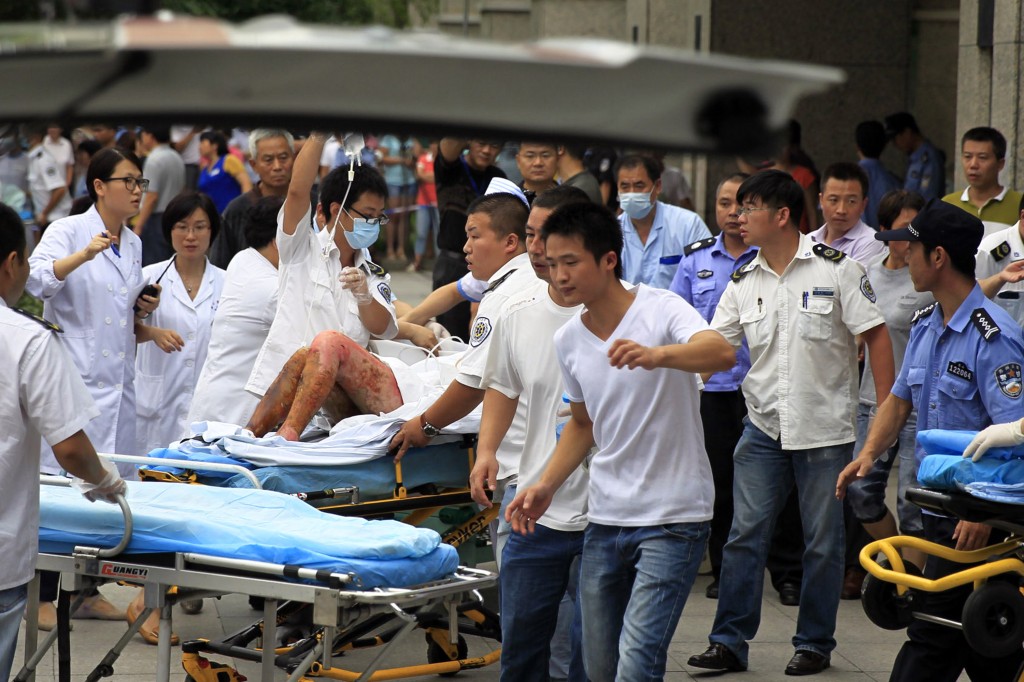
889, 514, 1024, 682
700, 390, 803, 588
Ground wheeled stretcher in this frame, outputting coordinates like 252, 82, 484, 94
20, 473, 499, 682
859, 486, 1024, 675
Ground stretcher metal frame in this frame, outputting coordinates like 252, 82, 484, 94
21, 464, 499, 682
859, 486, 1024, 669
136, 439, 505, 680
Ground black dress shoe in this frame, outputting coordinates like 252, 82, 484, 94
706, 578, 720, 599
779, 582, 800, 606
784, 651, 830, 676
687, 643, 747, 672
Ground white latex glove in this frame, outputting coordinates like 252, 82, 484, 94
340, 266, 373, 305
425, 321, 451, 341
72, 457, 127, 503
963, 420, 1024, 462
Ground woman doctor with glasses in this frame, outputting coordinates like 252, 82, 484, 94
28, 147, 160, 478
26, 147, 161, 628
134, 191, 225, 456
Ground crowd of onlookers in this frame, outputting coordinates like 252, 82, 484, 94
6, 110, 1024, 681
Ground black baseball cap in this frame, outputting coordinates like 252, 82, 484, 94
884, 112, 919, 138
875, 199, 983, 258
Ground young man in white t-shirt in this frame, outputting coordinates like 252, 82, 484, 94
470, 185, 590, 681
507, 202, 735, 682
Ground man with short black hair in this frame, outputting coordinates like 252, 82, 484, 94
432, 138, 507, 339
615, 154, 710, 289
556, 143, 602, 204
135, 125, 185, 265
855, 120, 900, 228
810, 162, 887, 265
942, 126, 1023, 235
838, 199, 1024, 681
885, 112, 946, 201
516, 141, 559, 196
689, 170, 893, 676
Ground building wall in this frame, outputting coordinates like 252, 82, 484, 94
428, 0, 964, 223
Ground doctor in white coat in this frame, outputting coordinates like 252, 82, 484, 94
26, 147, 159, 626
27, 147, 160, 477
188, 195, 281, 428
135, 192, 225, 454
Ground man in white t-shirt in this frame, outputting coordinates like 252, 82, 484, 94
470, 185, 590, 681
0, 203, 124, 680
507, 202, 735, 682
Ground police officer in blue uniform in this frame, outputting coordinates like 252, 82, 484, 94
669, 173, 803, 605
838, 199, 1024, 682
885, 112, 946, 202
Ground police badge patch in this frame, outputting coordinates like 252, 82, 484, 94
697, 269, 714, 279
377, 282, 393, 302
996, 362, 1023, 399
859, 276, 876, 303
470, 316, 492, 347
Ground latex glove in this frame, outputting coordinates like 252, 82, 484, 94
72, 457, 127, 503
340, 266, 373, 305
425, 321, 451, 341
963, 420, 1024, 462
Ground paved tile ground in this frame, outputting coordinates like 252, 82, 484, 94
13, 265, 970, 681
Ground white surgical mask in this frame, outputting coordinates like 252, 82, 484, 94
619, 191, 654, 219
343, 215, 380, 249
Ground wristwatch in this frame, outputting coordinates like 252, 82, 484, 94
420, 414, 441, 438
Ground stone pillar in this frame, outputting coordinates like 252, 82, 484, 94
956, 0, 1024, 190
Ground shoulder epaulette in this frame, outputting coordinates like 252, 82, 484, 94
730, 260, 757, 283
483, 269, 516, 295
971, 308, 1001, 341
361, 260, 387, 278
990, 241, 1012, 262
11, 307, 63, 333
684, 237, 716, 256
911, 303, 937, 325
812, 243, 847, 263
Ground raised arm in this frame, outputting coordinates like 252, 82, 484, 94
283, 132, 327, 236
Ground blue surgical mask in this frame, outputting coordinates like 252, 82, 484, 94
619, 191, 654, 219
343, 214, 381, 249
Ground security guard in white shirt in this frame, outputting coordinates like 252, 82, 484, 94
688, 170, 894, 677
0, 202, 125, 681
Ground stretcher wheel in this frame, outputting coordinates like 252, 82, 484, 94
425, 634, 468, 676
861, 558, 922, 630
962, 581, 1024, 658
180, 599, 204, 615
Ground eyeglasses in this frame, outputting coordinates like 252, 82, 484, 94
519, 151, 555, 162
737, 206, 774, 216
348, 207, 390, 226
171, 223, 211, 234
105, 176, 150, 192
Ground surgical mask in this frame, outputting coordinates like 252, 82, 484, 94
343, 213, 380, 249
619, 191, 654, 219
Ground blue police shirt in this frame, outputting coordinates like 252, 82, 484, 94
893, 284, 1024, 470
669, 234, 757, 392
859, 157, 900, 228
620, 201, 711, 290
904, 139, 946, 201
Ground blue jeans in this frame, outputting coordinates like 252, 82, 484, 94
848, 403, 924, 535
710, 419, 846, 665
414, 205, 438, 257
500, 524, 585, 682
0, 582, 28, 682
581, 521, 708, 682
